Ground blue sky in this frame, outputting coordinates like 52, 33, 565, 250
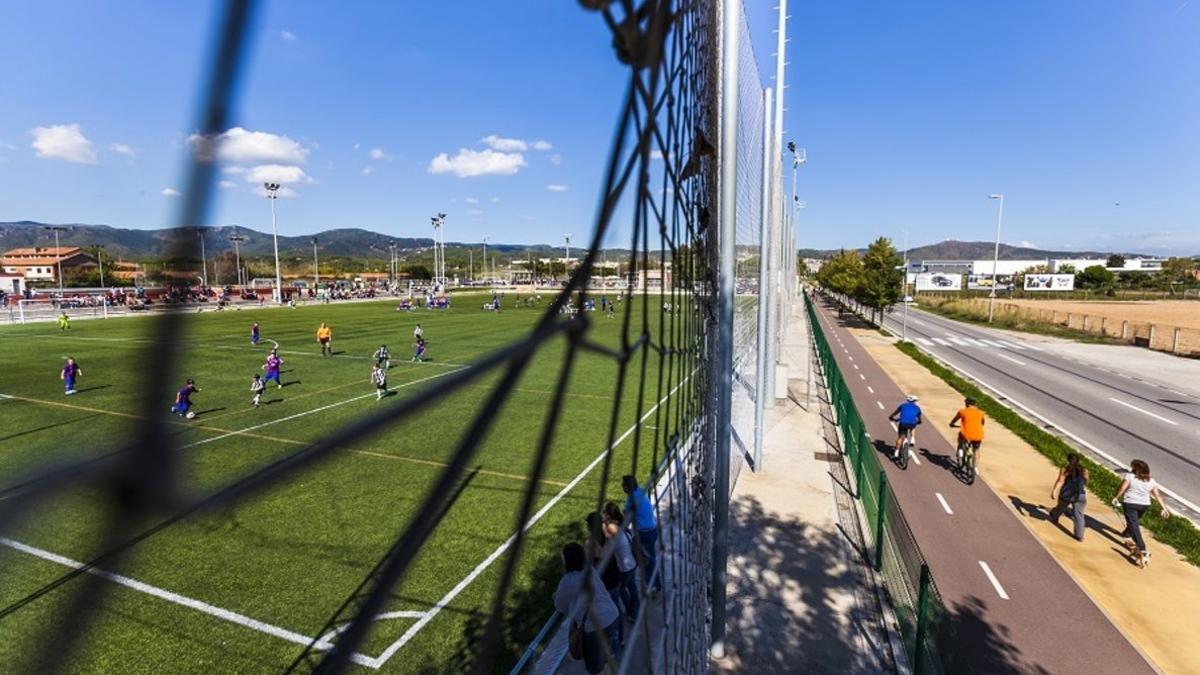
1, 2, 1197, 254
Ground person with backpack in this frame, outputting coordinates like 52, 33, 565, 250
1049, 453, 1089, 541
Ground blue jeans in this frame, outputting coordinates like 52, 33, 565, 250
618, 568, 640, 621
637, 527, 660, 590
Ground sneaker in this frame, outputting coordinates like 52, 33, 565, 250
1141, 552, 1151, 568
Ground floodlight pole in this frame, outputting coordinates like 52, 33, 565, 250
97, 245, 108, 318
311, 237, 319, 292
229, 233, 246, 287
196, 228, 208, 287
483, 235, 489, 284
564, 233, 571, 279
988, 193, 1004, 322
265, 183, 283, 303
44, 226, 67, 299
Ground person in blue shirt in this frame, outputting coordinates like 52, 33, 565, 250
888, 395, 923, 459
621, 475, 661, 592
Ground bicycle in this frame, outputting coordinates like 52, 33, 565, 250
896, 427, 913, 470
956, 436, 978, 485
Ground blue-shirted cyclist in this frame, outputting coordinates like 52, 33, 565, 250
888, 395, 923, 459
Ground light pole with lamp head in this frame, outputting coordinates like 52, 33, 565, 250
195, 227, 208, 287
228, 233, 246, 287
987, 193, 1005, 322
482, 235, 489, 284
264, 183, 283, 303
43, 226, 68, 300
311, 237, 319, 293
564, 233, 572, 279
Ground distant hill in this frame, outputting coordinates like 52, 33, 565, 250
800, 240, 1158, 261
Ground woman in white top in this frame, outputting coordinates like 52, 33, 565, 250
553, 542, 621, 673
1113, 459, 1172, 567
603, 502, 640, 622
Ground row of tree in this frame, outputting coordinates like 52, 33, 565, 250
814, 237, 904, 323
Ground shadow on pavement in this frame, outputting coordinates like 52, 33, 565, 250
945, 595, 1051, 675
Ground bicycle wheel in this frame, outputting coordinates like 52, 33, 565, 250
964, 446, 976, 485
897, 435, 909, 470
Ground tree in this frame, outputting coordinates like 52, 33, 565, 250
1106, 254, 1126, 269
857, 237, 904, 324
1076, 265, 1114, 289
815, 249, 864, 299
1057, 264, 1076, 275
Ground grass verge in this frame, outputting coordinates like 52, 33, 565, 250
913, 297, 1118, 345
894, 340, 1200, 567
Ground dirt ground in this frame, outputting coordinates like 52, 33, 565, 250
998, 299, 1200, 330
853, 330, 1200, 674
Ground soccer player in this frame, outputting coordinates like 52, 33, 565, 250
317, 322, 333, 356
374, 344, 391, 370
372, 363, 388, 400
263, 349, 284, 388
58, 312, 71, 331
61, 357, 82, 395
413, 323, 423, 340
412, 336, 427, 362
171, 379, 200, 418
251, 322, 260, 346
250, 373, 265, 407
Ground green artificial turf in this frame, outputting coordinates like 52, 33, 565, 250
0, 296, 689, 673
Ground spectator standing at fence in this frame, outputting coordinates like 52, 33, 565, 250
1049, 453, 1089, 541
585, 512, 625, 645
553, 542, 621, 673
603, 502, 640, 622
622, 475, 660, 592
1113, 459, 1171, 568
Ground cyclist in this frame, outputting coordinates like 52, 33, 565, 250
949, 397, 986, 475
888, 395, 923, 459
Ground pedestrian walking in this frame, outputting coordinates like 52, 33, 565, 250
1113, 459, 1172, 568
553, 542, 621, 674
1049, 453, 1089, 541
622, 474, 660, 591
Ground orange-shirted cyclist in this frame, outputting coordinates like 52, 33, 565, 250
949, 397, 986, 474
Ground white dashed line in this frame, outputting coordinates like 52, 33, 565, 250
1001, 341, 1025, 351
1108, 397, 1179, 426
935, 492, 953, 515
915, 338, 932, 346
909, 450, 921, 466
859, 373, 866, 381
876, 401, 885, 410
995, 353, 1026, 366
867, 386, 875, 394
979, 561, 1010, 600
932, 338, 951, 346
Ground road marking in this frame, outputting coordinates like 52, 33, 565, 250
915, 338, 932, 346
1108, 397, 1179, 426
1001, 341, 1025, 351
853, 364, 859, 370
848, 355, 854, 361
859, 373, 866, 381
371, 378, 690, 666
876, 401, 885, 410
0, 537, 377, 667
995, 353, 1026, 366
932, 338, 951, 346
979, 561, 1010, 600
949, 337, 970, 346
935, 492, 953, 515
980, 339, 1006, 348
964, 338, 988, 347
867, 386, 875, 394
909, 450, 921, 466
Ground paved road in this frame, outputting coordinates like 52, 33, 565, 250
881, 304, 1200, 523
812, 297, 1153, 675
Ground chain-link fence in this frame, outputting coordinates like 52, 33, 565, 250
805, 290, 956, 674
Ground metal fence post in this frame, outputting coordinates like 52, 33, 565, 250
752, 87, 774, 472
873, 471, 888, 571
913, 563, 932, 675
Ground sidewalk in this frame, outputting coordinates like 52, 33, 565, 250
712, 303, 892, 674
852, 329, 1200, 675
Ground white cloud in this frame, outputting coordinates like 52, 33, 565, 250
188, 127, 309, 165
361, 166, 374, 176
546, 184, 568, 192
254, 185, 298, 198
532, 140, 553, 151
549, 154, 562, 165
218, 180, 237, 189
245, 164, 313, 185
368, 147, 390, 161
428, 148, 525, 177
110, 142, 136, 158
467, 209, 485, 216
161, 188, 181, 197
464, 197, 479, 204
222, 165, 247, 174
280, 29, 297, 41
481, 135, 528, 152
30, 124, 97, 164
490, 196, 501, 204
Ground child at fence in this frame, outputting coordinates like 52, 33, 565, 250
250, 373, 265, 407
61, 357, 82, 395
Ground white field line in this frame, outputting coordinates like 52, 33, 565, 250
371, 379, 689, 667
317, 610, 428, 645
935, 492, 954, 515
995, 353, 1026, 367
910, 346, 1200, 518
979, 561, 1010, 600
1108, 397, 1180, 426
0, 537, 378, 668
183, 368, 465, 449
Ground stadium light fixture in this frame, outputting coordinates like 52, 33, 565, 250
987, 193, 1005, 322
264, 183, 283, 303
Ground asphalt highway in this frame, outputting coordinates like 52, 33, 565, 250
881, 304, 1200, 523
812, 296, 1153, 674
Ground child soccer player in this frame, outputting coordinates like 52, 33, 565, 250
263, 349, 284, 388
251, 322, 260, 345
374, 344, 391, 370
317, 322, 333, 356
412, 336, 427, 362
250, 373, 265, 407
61, 357, 82, 395
58, 312, 71, 331
413, 323, 423, 340
372, 363, 388, 400
171, 379, 200, 418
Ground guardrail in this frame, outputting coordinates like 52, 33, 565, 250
805, 290, 955, 674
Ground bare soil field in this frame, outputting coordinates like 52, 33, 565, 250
998, 299, 1200, 330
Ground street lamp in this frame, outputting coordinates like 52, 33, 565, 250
96, 244, 108, 319
564, 233, 572, 279
194, 227, 208, 287
43, 226, 68, 298
431, 213, 447, 288
987, 193, 1005, 322
264, 183, 283, 303
311, 237, 319, 292
482, 235, 489, 284
901, 230, 909, 341
228, 232, 246, 287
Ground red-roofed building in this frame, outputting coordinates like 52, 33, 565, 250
1, 247, 97, 282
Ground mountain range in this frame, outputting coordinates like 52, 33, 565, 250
800, 240, 1197, 262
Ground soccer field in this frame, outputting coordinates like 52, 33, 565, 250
0, 297, 687, 673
